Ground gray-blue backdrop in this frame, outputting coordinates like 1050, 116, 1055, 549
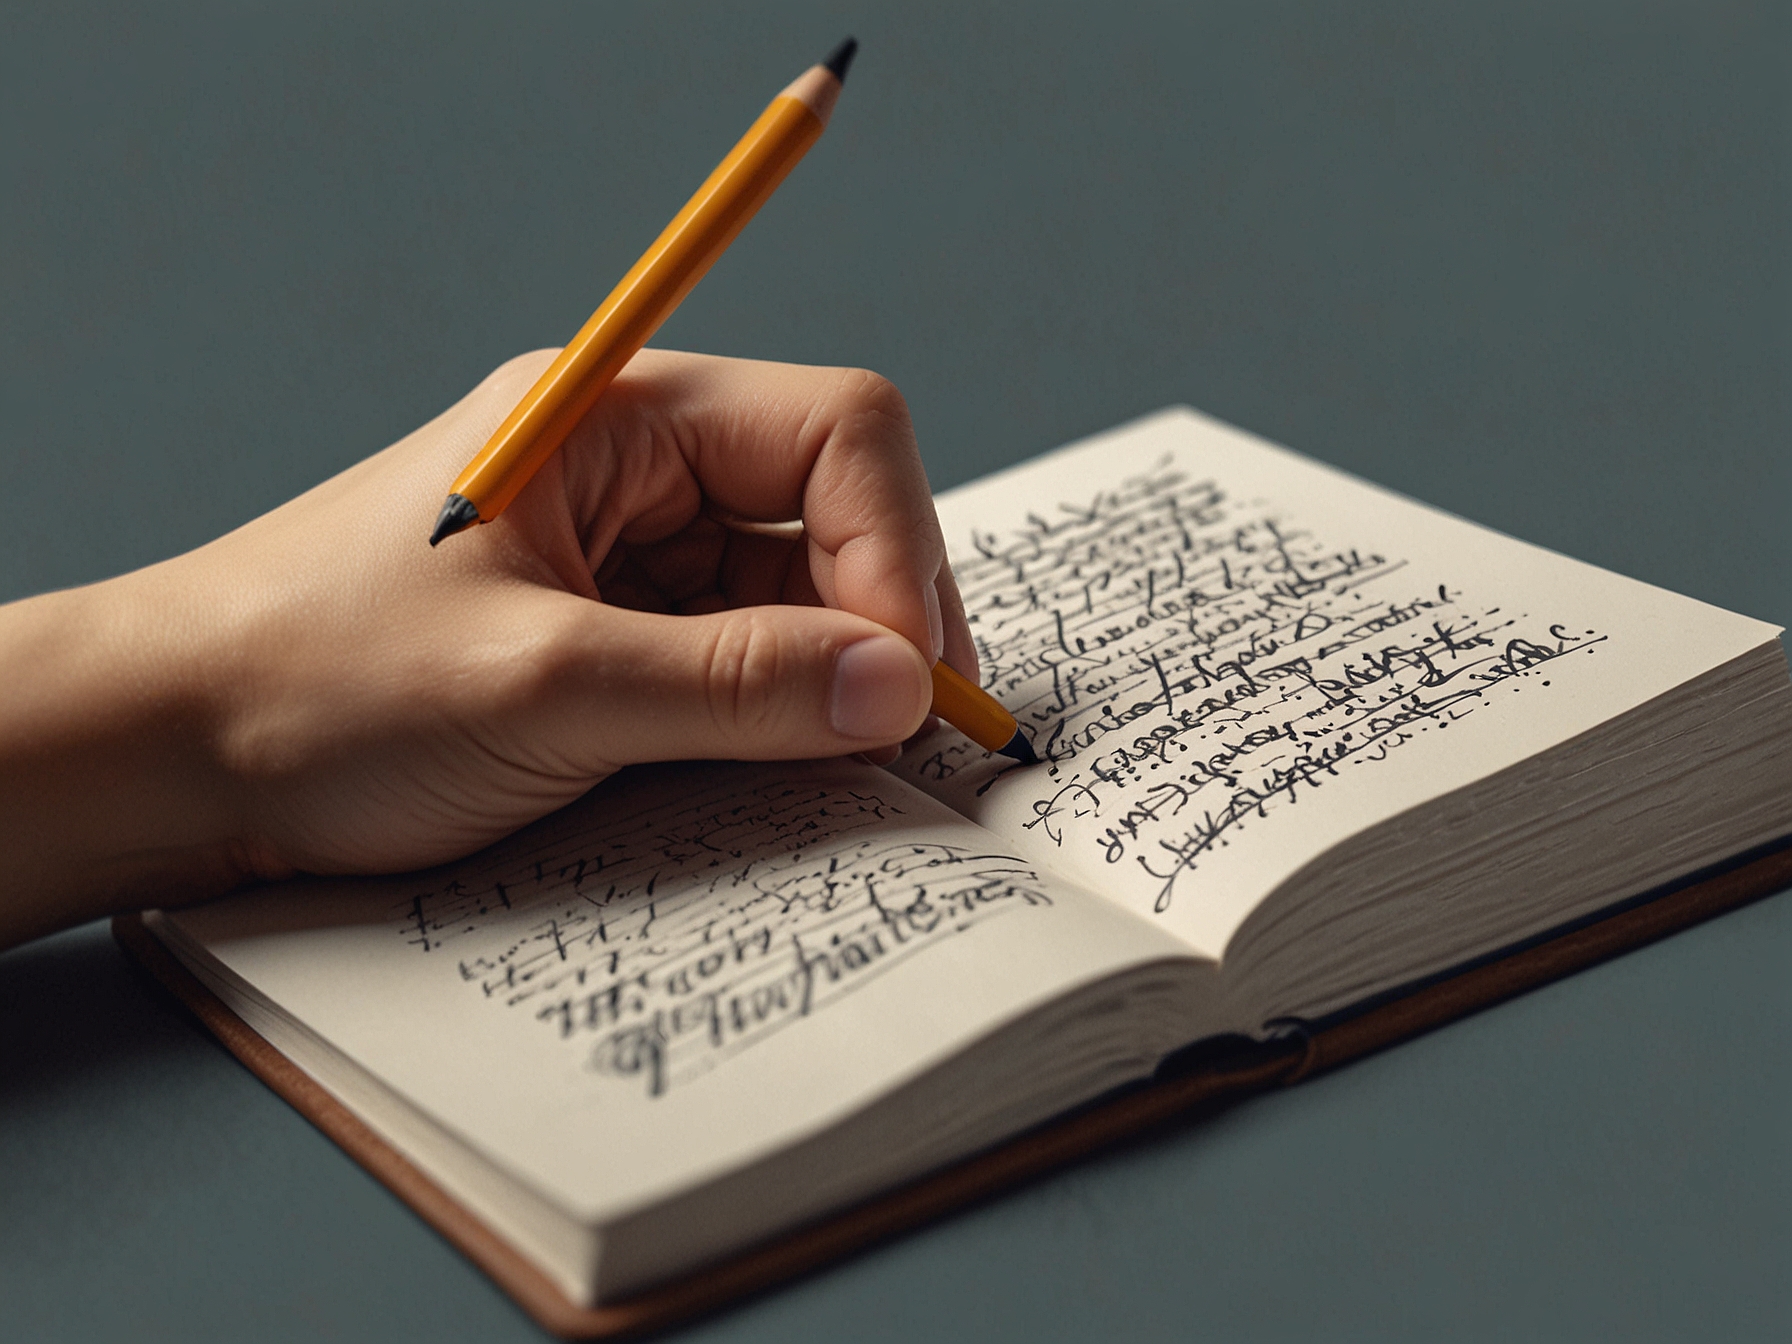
2, 3, 1787, 1340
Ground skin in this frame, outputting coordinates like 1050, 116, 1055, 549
0, 349, 977, 951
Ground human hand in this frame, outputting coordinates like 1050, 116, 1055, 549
0, 350, 973, 946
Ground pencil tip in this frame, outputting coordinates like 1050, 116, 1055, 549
429, 493, 481, 547
823, 37, 858, 84
996, 729, 1039, 766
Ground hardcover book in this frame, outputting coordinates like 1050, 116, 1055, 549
124, 408, 1792, 1335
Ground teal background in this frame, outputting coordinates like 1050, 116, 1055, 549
2, 2, 1788, 1339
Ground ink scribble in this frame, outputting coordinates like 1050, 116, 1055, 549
916, 460, 1605, 912
393, 768, 1052, 1097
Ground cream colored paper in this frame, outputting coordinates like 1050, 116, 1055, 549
161, 760, 1186, 1233
900, 408, 1781, 957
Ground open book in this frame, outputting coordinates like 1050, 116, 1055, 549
137, 409, 1792, 1324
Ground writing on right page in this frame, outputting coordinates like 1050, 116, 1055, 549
897, 408, 1779, 957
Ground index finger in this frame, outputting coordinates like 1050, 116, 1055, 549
558, 349, 956, 663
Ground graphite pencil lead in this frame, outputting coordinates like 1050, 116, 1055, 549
823, 37, 858, 84
996, 728, 1039, 766
429, 493, 481, 547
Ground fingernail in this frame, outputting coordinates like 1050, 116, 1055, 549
924, 583, 944, 662
831, 635, 926, 741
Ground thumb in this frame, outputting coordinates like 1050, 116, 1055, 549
546, 599, 934, 766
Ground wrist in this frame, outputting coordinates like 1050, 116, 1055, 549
0, 565, 255, 947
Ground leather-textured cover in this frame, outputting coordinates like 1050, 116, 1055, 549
112, 839, 1792, 1339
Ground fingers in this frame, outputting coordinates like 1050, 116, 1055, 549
935, 561, 979, 683
526, 595, 934, 768
430, 351, 982, 765
553, 351, 962, 663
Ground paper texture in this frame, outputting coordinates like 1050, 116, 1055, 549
162, 759, 1184, 1226
898, 408, 1780, 956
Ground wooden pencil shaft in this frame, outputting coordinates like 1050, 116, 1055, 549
450, 81, 829, 519
437, 46, 1031, 767
930, 660, 1020, 753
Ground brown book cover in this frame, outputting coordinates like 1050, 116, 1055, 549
113, 837, 1792, 1339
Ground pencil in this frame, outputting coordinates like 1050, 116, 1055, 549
430, 37, 1038, 768
706, 507, 1038, 765
428, 37, 860, 545
931, 661, 1038, 764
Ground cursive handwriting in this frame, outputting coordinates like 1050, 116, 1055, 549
918, 460, 1606, 911
392, 767, 1052, 1097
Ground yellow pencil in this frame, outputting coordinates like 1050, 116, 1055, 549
932, 661, 1036, 764
430, 37, 1037, 767
429, 38, 859, 544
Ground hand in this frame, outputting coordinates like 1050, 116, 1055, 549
0, 350, 975, 948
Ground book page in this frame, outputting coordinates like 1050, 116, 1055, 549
157, 758, 1190, 1226
897, 408, 1781, 957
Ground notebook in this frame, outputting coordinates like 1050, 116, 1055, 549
125, 408, 1792, 1335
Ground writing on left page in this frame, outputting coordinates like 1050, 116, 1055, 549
393, 764, 1054, 1098
162, 758, 1188, 1223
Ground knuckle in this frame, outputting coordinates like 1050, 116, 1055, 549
487, 348, 559, 395
833, 367, 913, 431
704, 614, 786, 747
